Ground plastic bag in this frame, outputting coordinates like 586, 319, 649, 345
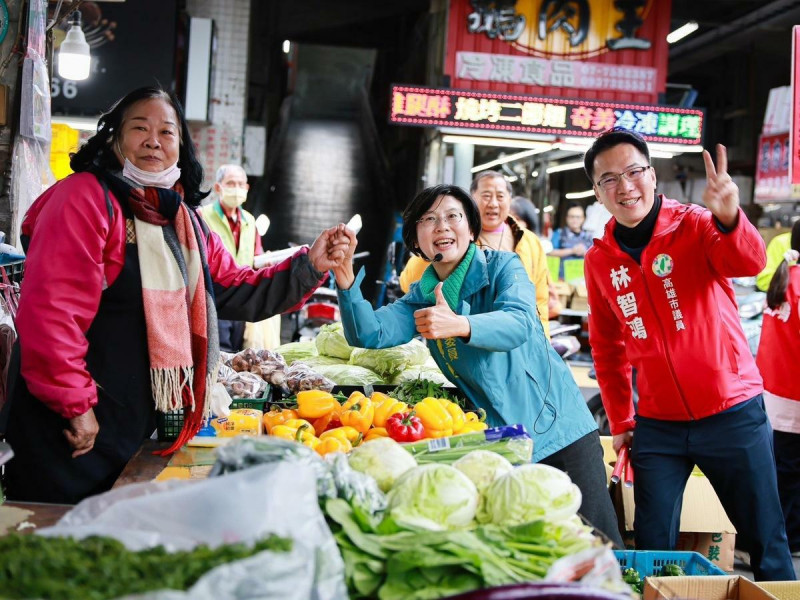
348, 339, 429, 380
222, 371, 267, 399
39, 461, 347, 600
285, 363, 335, 393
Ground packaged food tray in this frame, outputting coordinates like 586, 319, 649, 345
156, 391, 270, 441
614, 550, 725, 577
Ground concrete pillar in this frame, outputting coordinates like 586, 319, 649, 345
453, 143, 474, 190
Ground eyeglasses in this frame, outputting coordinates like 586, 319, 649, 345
596, 165, 651, 190
416, 211, 463, 229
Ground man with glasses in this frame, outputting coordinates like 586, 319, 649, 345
582, 129, 795, 580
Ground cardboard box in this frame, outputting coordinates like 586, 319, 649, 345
552, 281, 571, 307
758, 582, 800, 600
644, 575, 779, 600
569, 281, 589, 311
610, 461, 737, 571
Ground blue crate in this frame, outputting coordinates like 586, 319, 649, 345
614, 550, 726, 577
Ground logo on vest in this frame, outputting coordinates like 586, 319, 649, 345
652, 254, 674, 277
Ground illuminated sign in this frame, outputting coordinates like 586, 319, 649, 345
389, 85, 704, 145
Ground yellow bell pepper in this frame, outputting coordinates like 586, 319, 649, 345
438, 398, 466, 433
315, 436, 352, 456
296, 390, 340, 420
371, 393, 409, 428
262, 408, 299, 434
320, 426, 363, 446
270, 419, 314, 442
364, 427, 389, 441
414, 397, 453, 438
457, 421, 488, 433
464, 408, 487, 423
340, 392, 374, 434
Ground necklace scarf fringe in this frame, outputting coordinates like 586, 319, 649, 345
96, 170, 220, 455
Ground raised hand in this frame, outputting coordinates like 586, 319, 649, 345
330, 225, 358, 290
413, 282, 471, 340
308, 224, 351, 273
702, 144, 739, 229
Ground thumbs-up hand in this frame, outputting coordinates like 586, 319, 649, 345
413, 283, 471, 340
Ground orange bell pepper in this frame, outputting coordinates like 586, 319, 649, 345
312, 412, 341, 436
296, 390, 340, 420
340, 392, 374, 434
262, 408, 299, 434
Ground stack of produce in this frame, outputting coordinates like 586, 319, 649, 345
275, 323, 451, 388
262, 389, 491, 458
209, 436, 608, 600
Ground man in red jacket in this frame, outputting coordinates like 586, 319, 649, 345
583, 128, 795, 581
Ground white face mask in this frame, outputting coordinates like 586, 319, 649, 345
220, 187, 248, 209
122, 157, 182, 189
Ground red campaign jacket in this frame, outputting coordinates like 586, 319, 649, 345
756, 265, 800, 401
585, 197, 765, 435
17, 172, 325, 419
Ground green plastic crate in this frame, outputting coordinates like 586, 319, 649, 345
155, 389, 270, 441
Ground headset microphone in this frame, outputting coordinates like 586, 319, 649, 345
433, 253, 443, 262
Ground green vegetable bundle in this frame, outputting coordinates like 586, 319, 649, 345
0, 533, 292, 600
388, 378, 463, 407
326, 497, 593, 600
348, 340, 429, 380
401, 426, 534, 465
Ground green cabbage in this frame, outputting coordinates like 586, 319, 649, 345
453, 450, 513, 494
348, 438, 417, 492
386, 464, 479, 530
348, 339, 429, 380
299, 355, 349, 368
478, 463, 582, 525
315, 323, 355, 359
274, 341, 318, 365
311, 363, 384, 386
391, 366, 451, 387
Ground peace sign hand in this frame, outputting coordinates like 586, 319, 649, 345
702, 144, 739, 229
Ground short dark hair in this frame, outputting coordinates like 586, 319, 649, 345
565, 202, 585, 214
70, 86, 209, 206
402, 184, 481, 260
583, 128, 650, 182
470, 170, 512, 195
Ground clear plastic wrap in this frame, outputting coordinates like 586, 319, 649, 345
285, 363, 335, 393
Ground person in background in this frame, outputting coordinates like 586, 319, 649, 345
583, 199, 613, 240
200, 164, 281, 351
2, 87, 349, 504
757, 231, 791, 292
756, 219, 800, 557
333, 184, 623, 546
510, 196, 539, 233
548, 203, 594, 281
400, 171, 551, 337
583, 128, 794, 581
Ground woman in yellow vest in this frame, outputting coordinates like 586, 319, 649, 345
399, 171, 551, 337
200, 164, 281, 350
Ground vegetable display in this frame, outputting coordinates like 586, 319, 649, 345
0, 533, 292, 600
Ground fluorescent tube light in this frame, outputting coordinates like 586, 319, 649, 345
471, 146, 552, 172
546, 161, 585, 174
565, 189, 596, 199
667, 21, 698, 44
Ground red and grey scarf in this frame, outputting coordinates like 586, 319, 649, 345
102, 172, 220, 454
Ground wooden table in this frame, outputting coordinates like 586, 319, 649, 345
111, 439, 172, 489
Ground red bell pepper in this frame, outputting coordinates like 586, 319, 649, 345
386, 411, 425, 443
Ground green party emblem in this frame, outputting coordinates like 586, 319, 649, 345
652, 254, 674, 277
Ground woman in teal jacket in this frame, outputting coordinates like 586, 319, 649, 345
332, 184, 622, 546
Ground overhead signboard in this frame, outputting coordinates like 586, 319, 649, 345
389, 85, 704, 145
445, 0, 671, 104
790, 26, 800, 191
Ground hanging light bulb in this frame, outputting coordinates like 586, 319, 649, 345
58, 11, 91, 81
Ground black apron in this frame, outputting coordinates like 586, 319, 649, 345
3, 193, 156, 504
